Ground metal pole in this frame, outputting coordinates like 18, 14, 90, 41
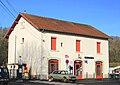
93, 73, 95, 79
86, 72, 88, 78
102, 73, 103, 81
119, 73, 120, 81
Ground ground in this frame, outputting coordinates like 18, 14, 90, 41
7, 79, 120, 85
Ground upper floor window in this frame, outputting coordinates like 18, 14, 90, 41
97, 42, 101, 53
76, 40, 81, 52
22, 38, 24, 42
51, 37, 56, 50
21, 38, 24, 44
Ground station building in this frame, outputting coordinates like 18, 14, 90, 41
5, 13, 111, 79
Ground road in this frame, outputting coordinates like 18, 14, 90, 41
8, 79, 120, 85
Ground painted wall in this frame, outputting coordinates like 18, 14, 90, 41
42, 32, 109, 78
8, 17, 109, 79
8, 17, 42, 78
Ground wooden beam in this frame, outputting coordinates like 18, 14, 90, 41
11, 28, 14, 31
15, 21, 18, 23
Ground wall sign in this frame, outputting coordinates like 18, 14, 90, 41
65, 55, 69, 58
65, 59, 69, 64
84, 60, 88, 64
84, 56, 94, 59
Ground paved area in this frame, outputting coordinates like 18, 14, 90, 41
30, 80, 79, 85
7, 79, 120, 85
77, 79, 120, 85
30, 79, 120, 85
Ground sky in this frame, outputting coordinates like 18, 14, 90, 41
0, 0, 120, 36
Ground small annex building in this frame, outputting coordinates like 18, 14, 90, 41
5, 13, 111, 79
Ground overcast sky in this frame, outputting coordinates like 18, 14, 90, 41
0, 0, 120, 36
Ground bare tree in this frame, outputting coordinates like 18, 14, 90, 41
109, 36, 120, 66
0, 27, 8, 66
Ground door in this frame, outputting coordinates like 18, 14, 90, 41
74, 60, 82, 79
96, 61, 102, 78
49, 59, 58, 74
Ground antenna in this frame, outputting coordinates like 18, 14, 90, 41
24, 10, 27, 13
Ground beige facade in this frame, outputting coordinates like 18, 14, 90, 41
6, 14, 109, 79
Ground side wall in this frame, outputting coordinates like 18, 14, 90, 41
8, 17, 43, 78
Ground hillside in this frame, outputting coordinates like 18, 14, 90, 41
0, 27, 8, 66
109, 36, 120, 67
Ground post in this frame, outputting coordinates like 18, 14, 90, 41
13, 65, 15, 79
93, 73, 95, 79
119, 73, 120, 81
86, 72, 88, 78
102, 73, 103, 81
65, 59, 69, 71
16, 56, 23, 82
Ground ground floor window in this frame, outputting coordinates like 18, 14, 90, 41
48, 59, 58, 74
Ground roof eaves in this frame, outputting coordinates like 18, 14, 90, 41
4, 14, 21, 38
39, 28, 110, 39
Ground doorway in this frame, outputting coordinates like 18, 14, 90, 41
74, 60, 82, 79
49, 59, 58, 74
96, 61, 102, 78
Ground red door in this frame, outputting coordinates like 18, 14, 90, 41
49, 59, 58, 74
96, 61, 102, 78
74, 60, 82, 79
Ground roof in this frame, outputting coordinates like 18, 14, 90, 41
5, 13, 111, 39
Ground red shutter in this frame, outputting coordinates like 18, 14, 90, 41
76, 40, 80, 52
97, 42, 101, 53
51, 37, 56, 50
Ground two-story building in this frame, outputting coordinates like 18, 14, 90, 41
5, 13, 110, 79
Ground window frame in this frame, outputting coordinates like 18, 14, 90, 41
21, 38, 24, 44
97, 42, 101, 53
51, 37, 57, 50
76, 40, 81, 52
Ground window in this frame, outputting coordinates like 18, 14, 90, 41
97, 42, 101, 53
51, 37, 56, 50
53, 71, 58, 74
76, 40, 81, 52
97, 65, 100, 75
49, 59, 58, 74
4, 69, 8, 73
61, 42, 63, 47
22, 38, 24, 43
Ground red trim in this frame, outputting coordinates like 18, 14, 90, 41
49, 59, 58, 73
76, 40, 81, 52
51, 37, 56, 50
49, 59, 58, 63
96, 61, 102, 78
74, 60, 82, 79
97, 42, 101, 53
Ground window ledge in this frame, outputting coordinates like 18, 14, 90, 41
97, 53, 103, 55
51, 50, 59, 52
20, 43, 24, 44
76, 52, 83, 53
